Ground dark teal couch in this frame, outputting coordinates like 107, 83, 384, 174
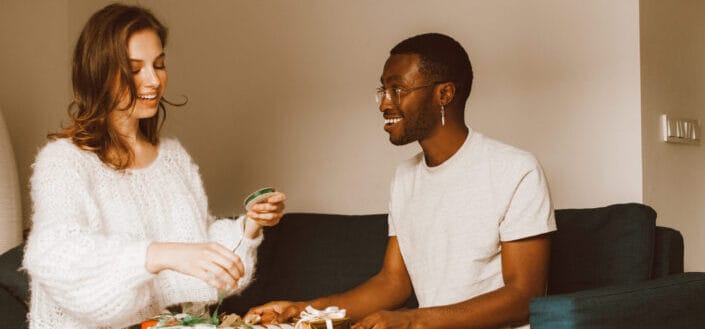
2, 204, 704, 328
0, 244, 27, 328
529, 203, 705, 328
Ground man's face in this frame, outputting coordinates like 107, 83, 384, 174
379, 54, 437, 146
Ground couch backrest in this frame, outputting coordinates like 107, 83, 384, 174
222, 213, 392, 315
548, 203, 657, 295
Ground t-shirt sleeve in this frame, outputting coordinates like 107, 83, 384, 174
387, 173, 398, 237
499, 162, 556, 242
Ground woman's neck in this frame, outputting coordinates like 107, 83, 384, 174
111, 110, 142, 145
108, 110, 159, 169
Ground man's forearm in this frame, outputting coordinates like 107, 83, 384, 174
308, 270, 413, 321
408, 284, 535, 329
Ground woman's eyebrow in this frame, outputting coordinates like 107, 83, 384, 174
129, 52, 165, 63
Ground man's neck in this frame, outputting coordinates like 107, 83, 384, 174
419, 124, 469, 167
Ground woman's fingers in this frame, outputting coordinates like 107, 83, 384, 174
245, 192, 287, 228
200, 243, 245, 290
250, 202, 280, 212
201, 260, 234, 289
266, 192, 287, 204
247, 212, 283, 227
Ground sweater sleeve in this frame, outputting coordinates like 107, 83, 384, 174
22, 142, 155, 327
209, 215, 263, 296
153, 140, 262, 306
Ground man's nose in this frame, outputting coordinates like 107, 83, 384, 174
378, 93, 394, 112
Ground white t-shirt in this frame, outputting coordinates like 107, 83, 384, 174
388, 129, 555, 327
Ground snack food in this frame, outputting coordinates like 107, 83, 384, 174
142, 311, 263, 329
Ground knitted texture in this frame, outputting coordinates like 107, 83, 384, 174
23, 138, 262, 328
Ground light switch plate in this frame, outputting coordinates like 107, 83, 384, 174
661, 114, 700, 145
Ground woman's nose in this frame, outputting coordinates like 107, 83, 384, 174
141, 67, 161, 87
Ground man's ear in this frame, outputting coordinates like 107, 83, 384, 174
438, 82, 456, 106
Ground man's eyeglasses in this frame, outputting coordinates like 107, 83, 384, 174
375, 82, 442, 105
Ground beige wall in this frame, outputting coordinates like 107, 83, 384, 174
641, 0, 705, 271
0, 0, 71, 231
2, 2, 642, 231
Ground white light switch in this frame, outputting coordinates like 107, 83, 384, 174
661, 114, 700, 145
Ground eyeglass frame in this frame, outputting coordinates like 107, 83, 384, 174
375, 81, 446, 105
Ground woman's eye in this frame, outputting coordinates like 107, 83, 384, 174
131, 67, 141, 74
154, 59, 166, 70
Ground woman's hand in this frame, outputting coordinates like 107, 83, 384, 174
244, 191, 287, 238
146, 242, 244, 290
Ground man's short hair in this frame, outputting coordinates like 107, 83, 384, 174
391, 33, 473, 106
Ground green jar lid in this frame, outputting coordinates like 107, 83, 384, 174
244, 187, 276, 211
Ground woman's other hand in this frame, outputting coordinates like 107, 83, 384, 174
146, 242, 244, 290
244, 191, 287, 238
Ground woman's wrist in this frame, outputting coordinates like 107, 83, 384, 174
244, 217, 263, 239
146, 242, 169, 274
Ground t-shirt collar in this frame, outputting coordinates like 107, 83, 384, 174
423, 127, 476, 173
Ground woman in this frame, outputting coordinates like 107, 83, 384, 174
22, 3, 286, 328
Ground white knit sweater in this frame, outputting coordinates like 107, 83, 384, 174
23, 138, 262, 329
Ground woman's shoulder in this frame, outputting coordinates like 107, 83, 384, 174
158, 137, 196, 166
159, 137, 189, 157
32, 138, 101, 179
35, 138, 91, 164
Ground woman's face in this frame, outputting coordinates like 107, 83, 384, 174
117, 29, 168, 120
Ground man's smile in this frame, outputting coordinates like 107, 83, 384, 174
384, 117, 403, 125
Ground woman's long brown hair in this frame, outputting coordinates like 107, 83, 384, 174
50, 3, 177, 170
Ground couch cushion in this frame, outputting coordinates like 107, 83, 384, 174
222, 213, 390, 315
530, 272, 705, 329
0, 243, 29, 308
548, 203, 656, 294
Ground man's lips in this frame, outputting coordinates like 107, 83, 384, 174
384, 117, 402, 125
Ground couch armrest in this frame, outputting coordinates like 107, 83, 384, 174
529, 272, 705, 329
652, 226, 684, 278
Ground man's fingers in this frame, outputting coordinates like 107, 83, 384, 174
277, 305, 301, 323
248, 301, 284, 315
259, 310, 279, 324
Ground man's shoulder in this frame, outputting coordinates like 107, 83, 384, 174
473, 133, 539, 168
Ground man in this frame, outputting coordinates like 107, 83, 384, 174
249, 33, 555, 329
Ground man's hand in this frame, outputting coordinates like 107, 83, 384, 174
352, 310, 419, 329
247, 300, 307, 324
